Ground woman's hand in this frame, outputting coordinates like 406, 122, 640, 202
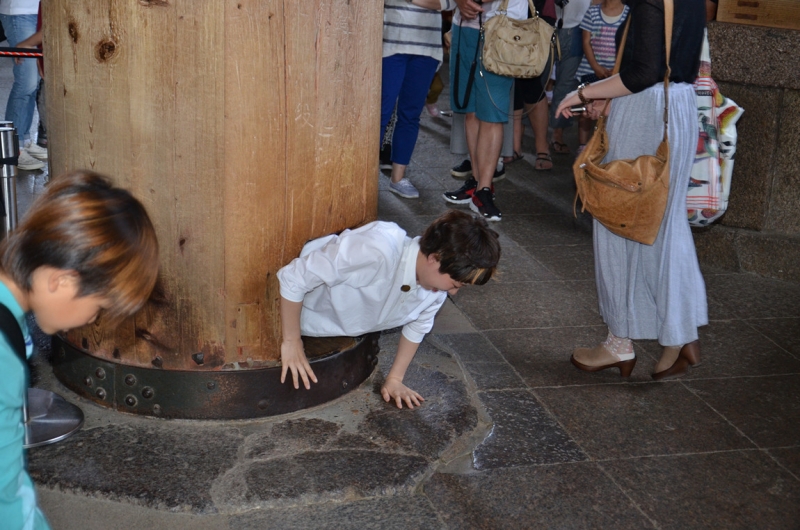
280, 338, 317, 389
381, 376, 425, 409
556, 90, 582, 119
592, 67, 607, 80
586, 99, 610, 120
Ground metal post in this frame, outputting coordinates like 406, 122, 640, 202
0, 124, 19, 239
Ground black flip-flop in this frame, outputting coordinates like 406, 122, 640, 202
534, 152, 552, 171
550, 141, 570, 155
503, 151, 524, 165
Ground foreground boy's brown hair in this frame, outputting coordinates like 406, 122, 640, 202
0, 170, 159, 319
419, 209, 501, 285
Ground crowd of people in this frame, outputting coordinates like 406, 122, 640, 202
1, 0, 47, 171
379, 0, 711, 393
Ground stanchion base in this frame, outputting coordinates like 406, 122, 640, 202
23, 388, 85, 449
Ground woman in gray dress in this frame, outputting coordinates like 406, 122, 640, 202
556, 0, 707, 380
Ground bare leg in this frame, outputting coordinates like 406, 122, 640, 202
390, 163, 407, 184
531, 98, 550, 157
465, 112, 479, 164
474, 120, 503, 190
527, 98, 552, 170
578, 115, 593, 146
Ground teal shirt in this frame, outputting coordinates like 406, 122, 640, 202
0, 283, 51, 530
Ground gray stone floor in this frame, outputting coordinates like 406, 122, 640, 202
3, 57, 799, 528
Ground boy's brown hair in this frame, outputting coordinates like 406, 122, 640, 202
419, 210, 500, 285
0, 170, 159, 319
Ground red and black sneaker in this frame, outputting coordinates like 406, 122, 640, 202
443, 177, 494, 205
470, 187, 502, 221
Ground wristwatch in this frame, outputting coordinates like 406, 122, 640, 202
577, 83, 592, 106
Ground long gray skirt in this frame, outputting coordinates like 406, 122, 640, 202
595, 82, 708, 346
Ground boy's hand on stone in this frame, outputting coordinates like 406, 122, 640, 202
280, 339, 318, 390
381, 376, 425, 409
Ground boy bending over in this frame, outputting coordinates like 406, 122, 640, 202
278, 210, 500, 409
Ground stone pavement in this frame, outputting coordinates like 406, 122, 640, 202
3, 60, 800, 529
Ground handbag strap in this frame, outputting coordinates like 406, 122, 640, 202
494, 0, 535, 16
602, 0, 673, 141
453, 14, 483, 110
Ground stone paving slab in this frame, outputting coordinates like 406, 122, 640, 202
536, 383, 756, 460
423, 463, 651, 529
471, 389, 586, 469
29, 331, 486, 516
683, 375, 800, 449
604, 451, 800, 530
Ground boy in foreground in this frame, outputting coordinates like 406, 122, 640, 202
0, 171, 160, 529
278, 210, 500, 409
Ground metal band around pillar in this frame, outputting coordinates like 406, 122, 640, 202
51, 333, 380, 420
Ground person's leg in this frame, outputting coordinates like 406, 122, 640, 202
448, 25, 477, 174
1, 14, 40, 144
500, 81, 516, 161
550, 26, 582, 153
380, 55, 406, 145
578, 114, 592, 150
426, 71, 444, 110
473, 121, 503, 190
530, 97, 552, 170
391, 55, 438, 184
512, 109, 523, 155
470, 54, 512, 219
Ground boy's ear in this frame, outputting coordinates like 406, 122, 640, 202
426, 253, 441, 265
48, 269, 80, 293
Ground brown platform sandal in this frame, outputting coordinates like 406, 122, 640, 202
651, 340, 701, 381
571, 344, 637, 378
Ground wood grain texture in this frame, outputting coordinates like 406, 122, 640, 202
716, 0, 800, 30
45, 0, 382, 368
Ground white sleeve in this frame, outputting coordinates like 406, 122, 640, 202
401, 293, 447, 343
277, 231, 392, 303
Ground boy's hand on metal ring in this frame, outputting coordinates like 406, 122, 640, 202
280, 339, 318, 390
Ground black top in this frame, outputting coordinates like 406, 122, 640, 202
617, 0, 705, 94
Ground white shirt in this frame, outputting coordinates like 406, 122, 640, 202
0, 1, 39, 16
453, 0, 529, 30
557, 0, 592, 29
278, 221, 447, 344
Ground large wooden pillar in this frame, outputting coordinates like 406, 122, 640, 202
43, 0, 382, 370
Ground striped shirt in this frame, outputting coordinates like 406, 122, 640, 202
575, 4, 629, 81
383, 0, 456, 64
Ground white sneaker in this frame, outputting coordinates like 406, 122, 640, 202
25, 142, 48, 160
17, 150, 45, 171
388, 178, 419, 199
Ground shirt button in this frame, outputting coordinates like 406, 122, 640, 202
400, 285, 411, 292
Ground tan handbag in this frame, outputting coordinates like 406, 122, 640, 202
481, 0, 554, 79
573, 0, 674, 246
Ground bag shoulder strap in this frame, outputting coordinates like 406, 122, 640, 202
0, 303, 26, 364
